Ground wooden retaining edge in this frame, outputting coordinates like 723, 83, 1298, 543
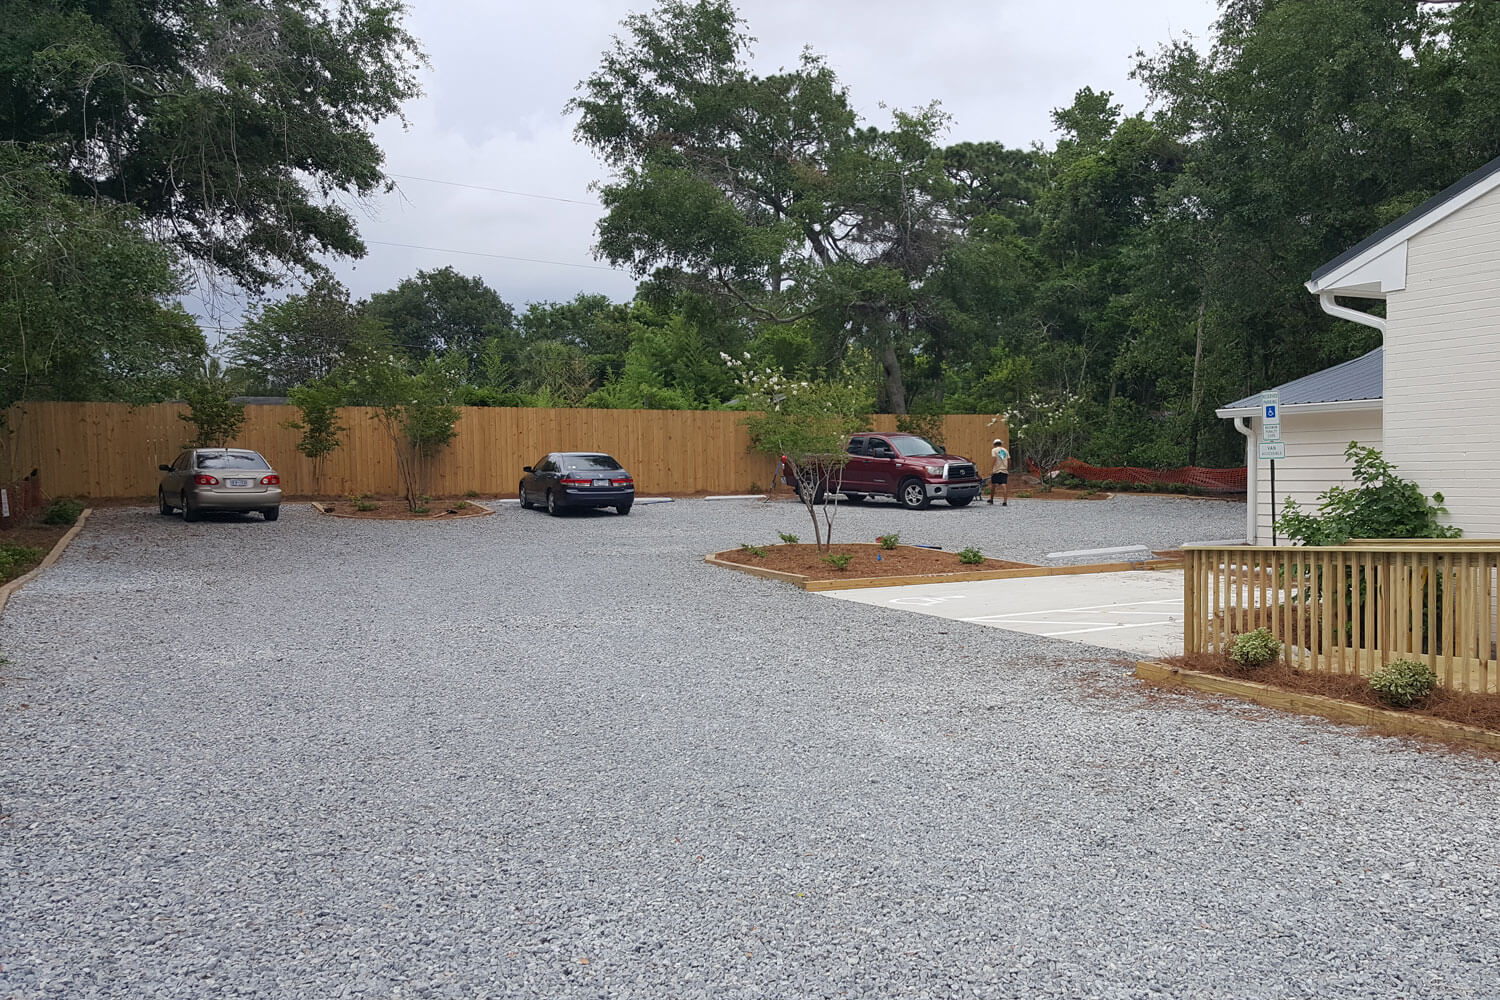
1134, 660, 1500, 752
0, 508, 93, 620
705, 550, 1181, 591
310, 500, 492, 519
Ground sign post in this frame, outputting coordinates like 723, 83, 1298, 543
1259, 391, 1283, 544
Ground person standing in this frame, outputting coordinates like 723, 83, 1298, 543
988, 438, 1009, 505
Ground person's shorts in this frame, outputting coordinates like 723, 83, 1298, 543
990, 472, 1008, 485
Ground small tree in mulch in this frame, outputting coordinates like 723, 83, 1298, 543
728, 353, 871, 552
347, 353, 462, 511
284, 376, 347, 494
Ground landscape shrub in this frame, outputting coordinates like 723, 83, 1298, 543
877, 533, 899, 550
957, 546, 984, 565
41, 498, 84, 525
1229, 627, 1282, 669
0, 542, 43, 582
778, 532, 799, 544
821, 553, 853, 571
739, 543, 768, 558
1370, 659, 1438, 708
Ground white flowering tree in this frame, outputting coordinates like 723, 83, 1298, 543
727, 354, 871, 550
1006, 392, 1086, 478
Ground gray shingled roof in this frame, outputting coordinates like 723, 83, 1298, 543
1217, 348, 1382, 415
1310, 155, 1500, 285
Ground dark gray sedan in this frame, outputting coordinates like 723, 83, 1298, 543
519, 452, 634, 516
158, 448, 283, 522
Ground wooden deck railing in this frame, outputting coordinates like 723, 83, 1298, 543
1183, 543, 1500, 695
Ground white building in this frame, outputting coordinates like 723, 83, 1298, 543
1217, 154, 1500, 543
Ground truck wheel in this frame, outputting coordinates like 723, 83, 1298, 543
898, 478, 930, 510
796, 479, 826, 505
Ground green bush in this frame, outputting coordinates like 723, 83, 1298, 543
777, 532, 799, 544
0, 542, 44, 582
739, 543, 768, 558
877, 533, 899, 550
41, 498, 85, 525
1229, 627, 1282, 669
957, 546, 984, 565
1276, 443, 1460, 545
821, 553, 853, 571
1370, 659, 1437, 708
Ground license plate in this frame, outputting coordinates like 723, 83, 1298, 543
593, 478, 610, 486
228, 478, 250, 487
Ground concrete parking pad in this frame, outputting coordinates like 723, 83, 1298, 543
821, 569, 1185, 658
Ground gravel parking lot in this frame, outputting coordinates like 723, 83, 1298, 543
4, 497, 1498, 999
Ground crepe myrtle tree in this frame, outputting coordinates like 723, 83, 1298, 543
728, 353, 871, 551
345, 352, 462, 510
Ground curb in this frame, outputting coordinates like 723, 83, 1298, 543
705, 549, 1180, 591
1133, 660, 1500, 752
0, 508, 93, 620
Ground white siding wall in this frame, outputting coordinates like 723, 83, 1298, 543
1385, 184, 1500, 537
1253, 410, 1382, 543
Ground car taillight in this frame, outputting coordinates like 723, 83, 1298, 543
260, 475, 280, 485
560, 477, 592, 486
611, 477, 632, 486
194, 474, 219, 485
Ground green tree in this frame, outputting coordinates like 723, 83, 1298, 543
226, 277, 391, 394
571, 0, 957, 412
1, 0, 425, 290
366, 267, 517, 367
178, 358, 247, 448
0, 149, 204, 413
346, 352, 461, 509
284, 376, 347, 493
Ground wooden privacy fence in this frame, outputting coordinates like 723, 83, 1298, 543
1184, 543, 1500, 695
2, 402, 1006, 500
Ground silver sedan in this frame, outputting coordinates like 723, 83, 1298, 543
158, 448, 284, 522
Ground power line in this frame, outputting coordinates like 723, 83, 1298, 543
365, 239, 624, 272
389, 172, 602, 207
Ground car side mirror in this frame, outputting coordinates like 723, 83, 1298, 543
523, 466, 533, 473
159, 464, 172, 472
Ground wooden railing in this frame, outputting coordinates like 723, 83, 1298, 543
1183, 543, 1500, 695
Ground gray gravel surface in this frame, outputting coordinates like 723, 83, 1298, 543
3, 498, 1498, 999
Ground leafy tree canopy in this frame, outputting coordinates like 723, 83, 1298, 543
1, 0, 425, 290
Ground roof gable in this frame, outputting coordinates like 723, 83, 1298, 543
1306, 155, 1500, 297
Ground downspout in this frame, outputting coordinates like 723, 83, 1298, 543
1230, 416, 1257, 544
1317, 292, 1386, 335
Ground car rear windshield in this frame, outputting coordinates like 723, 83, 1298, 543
890, 436, 941, 457
564, 455, 623, 471
197, 452, 270, 470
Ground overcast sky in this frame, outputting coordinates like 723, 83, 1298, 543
202, 0, 1222, 331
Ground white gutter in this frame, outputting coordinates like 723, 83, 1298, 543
1317, 292, 1386, 335
1216, 397, 1383, 419
1230, 416, 1257, 545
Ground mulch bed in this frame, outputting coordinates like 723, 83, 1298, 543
1162, 651, 1500, 734
314, 497, 491, 520
1, 519, 72, 585
716, 542, 1031, 581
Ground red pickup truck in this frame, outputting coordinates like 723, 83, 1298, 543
781, 432, 984, 509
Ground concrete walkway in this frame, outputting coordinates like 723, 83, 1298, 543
820, 569, 1185, 658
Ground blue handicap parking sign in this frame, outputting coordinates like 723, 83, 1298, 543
1264, 405, 1276, 419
